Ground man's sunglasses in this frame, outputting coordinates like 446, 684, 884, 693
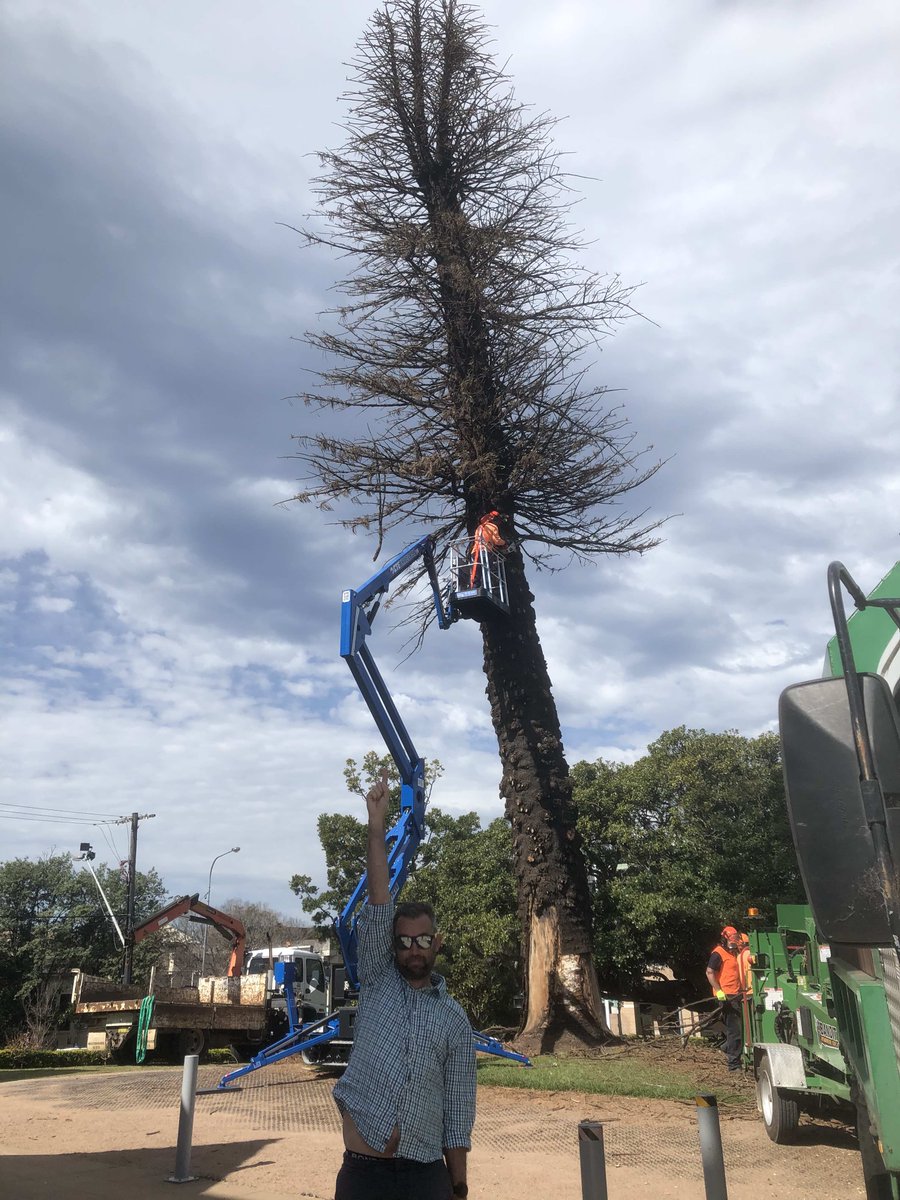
394, 933, 435, 950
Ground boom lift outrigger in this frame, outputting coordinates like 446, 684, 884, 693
214, 535, 526, 1090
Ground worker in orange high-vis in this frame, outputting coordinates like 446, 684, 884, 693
469, 511, 507, 588
705, 926, 744, 1071
737, 933, 753, 994
736, 932, 754, 1048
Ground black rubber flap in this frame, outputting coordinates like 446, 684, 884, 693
779, 673, 900, 944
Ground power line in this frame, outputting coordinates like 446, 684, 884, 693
98, 823, 121, 860
0, 808, 121, 823
0, 801, 121, 818
0, 812, 117, 826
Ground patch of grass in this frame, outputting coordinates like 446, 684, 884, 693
476, 1054, 746, 1106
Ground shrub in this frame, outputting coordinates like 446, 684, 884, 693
206, 1047, 238, 1064
0, 1047, 107, 1070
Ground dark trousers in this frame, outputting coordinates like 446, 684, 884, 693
335, 1150, 452, 1200
722, 997, 742, 1069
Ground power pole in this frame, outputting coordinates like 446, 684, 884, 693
117, 810, 156, 984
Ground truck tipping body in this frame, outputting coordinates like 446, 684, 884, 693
70, 969, 270, 1059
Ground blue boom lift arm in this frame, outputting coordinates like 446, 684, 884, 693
212, 535, 527, 1090
336, 535, 452, 990
334, 536, 527, 1064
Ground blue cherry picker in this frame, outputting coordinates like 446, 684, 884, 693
214, 534, 527, 1089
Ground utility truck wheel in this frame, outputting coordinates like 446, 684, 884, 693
757, 1057, 800, 1143
177, 1028, 205, 1058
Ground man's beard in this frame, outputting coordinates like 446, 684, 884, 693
396, 956, 431, 982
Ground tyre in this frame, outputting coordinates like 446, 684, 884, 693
757, 1056, 800, 1143
176, 1028, 205, 1058
107, 1028, 135, 1064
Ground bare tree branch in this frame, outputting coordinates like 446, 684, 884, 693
289, 0, 665, 559
290, 0, 667, 1052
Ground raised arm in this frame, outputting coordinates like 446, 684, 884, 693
366, 767, 391, 906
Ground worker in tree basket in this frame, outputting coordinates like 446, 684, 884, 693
469, 510, 507, 587
332, 768, 476, 1200
705, 925, 744, 1072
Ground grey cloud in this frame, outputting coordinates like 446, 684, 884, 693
3, 0, 900, 904
0, 12, 355, 640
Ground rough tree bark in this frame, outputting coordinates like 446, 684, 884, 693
481, 550, 607, 1050
288, 0, 664, 1050
427, 117, 610, 1043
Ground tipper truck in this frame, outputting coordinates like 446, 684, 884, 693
70, 894, 328, 1059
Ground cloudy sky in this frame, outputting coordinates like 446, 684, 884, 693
2, 0, 899, 916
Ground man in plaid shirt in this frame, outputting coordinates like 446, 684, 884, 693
333, 769, 476, 1199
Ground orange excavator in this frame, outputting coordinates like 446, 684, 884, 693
133, 893, 247, 977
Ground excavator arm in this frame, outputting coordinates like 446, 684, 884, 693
134, 893, 247, 977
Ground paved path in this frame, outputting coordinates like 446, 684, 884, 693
0, 1062, 865, 1200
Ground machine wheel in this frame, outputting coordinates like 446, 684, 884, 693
176, 1028, 205, 1058
757, 1056, 800, 1143
107, 1029, 134, 1064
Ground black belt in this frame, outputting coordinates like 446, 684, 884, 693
344, 1150, 442, 1168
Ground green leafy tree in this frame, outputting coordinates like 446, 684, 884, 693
291, 752, 519, 1024
404, 810, 519, 1027
572, 728, 804, 994
290, 752, 441, 930
289, 0, 663, 1051
0, 854, 167, 1044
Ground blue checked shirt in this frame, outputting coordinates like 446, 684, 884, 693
332, 901, 476, 1162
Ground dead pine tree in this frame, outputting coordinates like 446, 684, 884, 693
290, 0, 664, 1054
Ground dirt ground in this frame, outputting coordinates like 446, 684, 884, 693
0, 1043, 867, 1200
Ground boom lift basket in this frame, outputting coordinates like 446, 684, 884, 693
448, 538, 510, 619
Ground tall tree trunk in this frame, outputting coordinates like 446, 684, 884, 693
480, 547, 611, 1053
293, 0, 664, 1049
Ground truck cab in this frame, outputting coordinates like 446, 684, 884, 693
243, 946, 328, 1022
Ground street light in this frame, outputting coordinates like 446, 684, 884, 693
199, 846, 240, 976
75, 843, 126, 948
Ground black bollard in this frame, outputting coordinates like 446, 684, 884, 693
578, 1120, 609, 1200
695, 1094, 728, 1200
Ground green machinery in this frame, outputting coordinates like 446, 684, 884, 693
745, 907, 900, 1158
744, 561, 900, 1199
